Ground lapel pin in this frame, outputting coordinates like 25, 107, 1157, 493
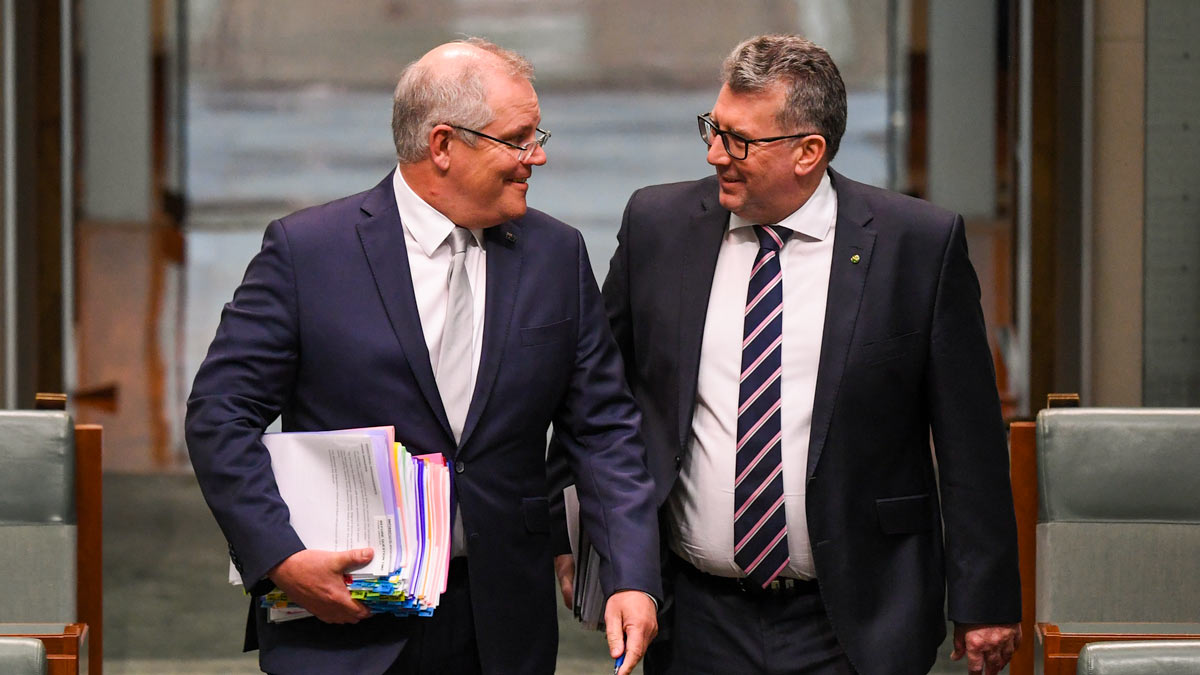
505, 231, 517, 243
850, 254, 861, 264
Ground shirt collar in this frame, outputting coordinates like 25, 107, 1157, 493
728, 170, 836, 241
392, 166, 484, 256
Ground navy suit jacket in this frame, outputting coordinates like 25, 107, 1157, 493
186, 172, 660, 675
600, 170, 1020, 675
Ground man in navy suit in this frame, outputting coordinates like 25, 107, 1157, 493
187, 38, 659, 675
555, 34, 1020, 675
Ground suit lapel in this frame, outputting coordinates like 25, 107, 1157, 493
677, 183, 729, 450
458, 222, 522, 451
806, 170, 877, 478
356, 172, 455, 444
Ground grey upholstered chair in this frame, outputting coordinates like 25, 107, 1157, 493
1076, 640, 1200, 675
0, 637, 47, 675
0, 410, 78, 623
1035, 408, 1200, 674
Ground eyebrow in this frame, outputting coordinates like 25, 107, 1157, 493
497, 120, 539, 142
709, 114, 751, 138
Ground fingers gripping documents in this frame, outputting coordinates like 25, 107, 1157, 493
231, 427, 453, 622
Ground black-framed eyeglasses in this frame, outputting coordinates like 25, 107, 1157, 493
449, 125, 551, 162
697, 113, 821, 160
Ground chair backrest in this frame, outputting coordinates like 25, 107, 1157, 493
1035, 408, 1200, 623
0, 411, 77, 623
1076, 640, 1200, 675
0, 637, 47, 675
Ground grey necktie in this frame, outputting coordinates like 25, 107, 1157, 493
437, 227, 473, 557
436, 226, 474, 444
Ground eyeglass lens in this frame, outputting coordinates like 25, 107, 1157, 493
517, 129, 550, 161
698, 116, 747, 159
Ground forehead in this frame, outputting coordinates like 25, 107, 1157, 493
484, 76, 540, 131
711, 83, 787, 135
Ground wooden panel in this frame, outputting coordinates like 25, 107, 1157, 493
1009, 421, 1037, 675
75, 424, 103, 675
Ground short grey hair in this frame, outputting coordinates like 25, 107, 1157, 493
391, 37, 535, 164
721, 35, 847, 161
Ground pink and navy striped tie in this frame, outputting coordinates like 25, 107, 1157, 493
734, 224, 792, 588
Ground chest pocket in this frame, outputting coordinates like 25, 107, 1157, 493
859, 331, 922, 366
521, 318, 574, 347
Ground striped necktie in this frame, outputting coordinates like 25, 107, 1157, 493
734, 224, 792, 588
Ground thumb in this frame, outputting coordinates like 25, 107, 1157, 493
338, 547, 374, 572
605, 615, 625, 659
950, 634, 965, 661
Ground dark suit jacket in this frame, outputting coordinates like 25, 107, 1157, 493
186, 172, 660, 675
598, 170, 1020, 675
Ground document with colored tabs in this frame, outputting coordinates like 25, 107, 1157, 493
224, 426, 452, 622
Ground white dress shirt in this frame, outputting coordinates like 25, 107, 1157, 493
393, 167, 486, 557
392, 167, 487, 391
667, 172, 837, 579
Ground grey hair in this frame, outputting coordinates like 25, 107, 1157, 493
721, 35, 847, 161
391, 37, 535, 164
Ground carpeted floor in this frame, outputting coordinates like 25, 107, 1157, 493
102, 473, 987, 674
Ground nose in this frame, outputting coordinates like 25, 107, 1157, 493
524, 143, 547, 166
706, 138, 731, 167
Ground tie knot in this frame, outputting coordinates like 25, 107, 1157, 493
754, 225, 792, 252
447, 227, 472, 255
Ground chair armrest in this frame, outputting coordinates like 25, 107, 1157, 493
1077, 640, 1200, 675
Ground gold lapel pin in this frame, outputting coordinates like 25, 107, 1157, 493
850, 254, 860, 264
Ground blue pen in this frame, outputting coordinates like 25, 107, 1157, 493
613, 653, 625, 674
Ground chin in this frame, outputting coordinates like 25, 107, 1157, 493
502, 200, 529, 221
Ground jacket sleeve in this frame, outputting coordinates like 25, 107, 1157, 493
185, 220, 307, 588
926, 214, 1022, 624
547, 191, 641, 554
548, 228, 661, 602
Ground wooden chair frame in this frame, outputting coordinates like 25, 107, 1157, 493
34, 394, 102, 675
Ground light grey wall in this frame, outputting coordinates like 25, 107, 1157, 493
81, 0, 151, 222
926, 0, 997, 218
1143, 0, 1200, 405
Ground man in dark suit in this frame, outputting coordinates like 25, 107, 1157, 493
186, 38, 659, 675
555, 34, 1020, 675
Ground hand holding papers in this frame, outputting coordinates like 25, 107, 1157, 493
252, 427, 452, 623
267, 548, 374, 624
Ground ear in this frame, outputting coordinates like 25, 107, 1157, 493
428, 124, 455, 171
793, 135, 827, 178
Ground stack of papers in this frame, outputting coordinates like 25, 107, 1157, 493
233, 427, 452, 622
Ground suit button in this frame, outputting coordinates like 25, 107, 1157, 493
455, 461, 465, 474
674, 455, 682, 469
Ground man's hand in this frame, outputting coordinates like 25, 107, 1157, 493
604, 590, 658, 675
554, 553, 575, 608
267, 548, 374, 624
951, 622, 1022, 675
